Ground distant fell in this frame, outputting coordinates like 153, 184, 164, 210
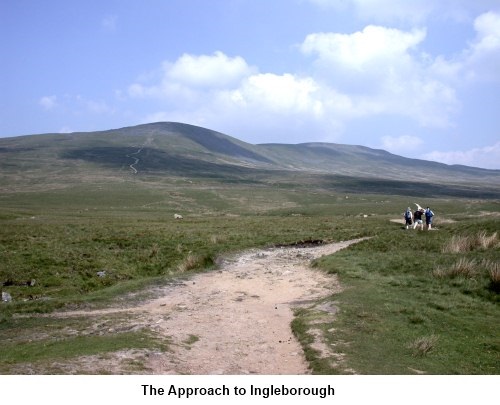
258, 141, 497, 182
1, 121, 499, 197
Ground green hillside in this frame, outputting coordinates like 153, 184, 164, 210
1, 122, 499, 198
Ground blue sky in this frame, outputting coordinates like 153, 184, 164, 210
2, 0, 500, 169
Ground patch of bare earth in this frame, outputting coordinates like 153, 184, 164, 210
35, 239, 366, 375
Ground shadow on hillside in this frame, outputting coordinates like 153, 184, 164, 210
321, 174, 500, 199
177, 126, 272, 163
61, 146, 500, 198
61, 146, 268, 181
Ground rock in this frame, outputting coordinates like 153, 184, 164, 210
2, 291, 12, 302
96, 271, 107, 278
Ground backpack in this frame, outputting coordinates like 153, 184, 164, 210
405, 210, 412, 220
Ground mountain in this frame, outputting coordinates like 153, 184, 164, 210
1, 122, 499, 197
258, 141, 498, 182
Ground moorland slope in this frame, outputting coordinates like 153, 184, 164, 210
1, 121, 499, 197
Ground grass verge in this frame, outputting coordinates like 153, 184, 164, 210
302, 218, 499, 374
0, 315, 169, 374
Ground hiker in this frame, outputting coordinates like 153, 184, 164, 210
425, 207, 435, 230
413, 209, 424, 230
404, 207, 413, 229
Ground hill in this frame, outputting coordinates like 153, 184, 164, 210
1, 121, 499, 197
1, 122, 499, 376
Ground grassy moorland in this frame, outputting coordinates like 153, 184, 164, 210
0, 174, 498, 374
302, 215, 499, 374
0, 123, 499, 374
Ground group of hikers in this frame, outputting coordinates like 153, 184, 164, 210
403, 204, 434, 230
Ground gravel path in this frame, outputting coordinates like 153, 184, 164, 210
42, 239, 366, 374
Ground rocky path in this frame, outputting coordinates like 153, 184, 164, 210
46, 239, 366, 375
126, 148, 142, 174
126, 136, 153, 174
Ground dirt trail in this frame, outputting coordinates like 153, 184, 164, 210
126, 136, 154, 174
50, 238, 366, 375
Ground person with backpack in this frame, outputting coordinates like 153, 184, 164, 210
425, 207, 435, 230
413, 209, 424, 230
404, 207, 413, 229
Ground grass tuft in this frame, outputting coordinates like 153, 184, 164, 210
442, 235, 473, 253
486, 260, 500, 293
442, 231, 498, 253
149, 243, 160, 258
433, 258, 478, 279
183, 334, 200, 348
177, 253, 214, 273
210, 234, 227, 244
478, 231, 498, 250
409, 335, 439, 357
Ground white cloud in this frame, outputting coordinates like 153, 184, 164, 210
128, 51, 255, 100
126, 52, 358, 142
207, 73, 353, 142
135, 69, 354, 143
405, 80, 459, 128
422, 142, 500, 169
301, 25, 459, 128
128, 51, 256, 105
228, 74, 359, 140
125, 13, 500, 146
165, 51, 255, 88
474, 11, 500, 50
381, 135, 424, 153
429, 56, 463, 81
466, 11, 500, 81
126, 34, 462, 143
301, 26, 426, 72
39, 95, 57, 110
428, 11, 500, 84
227, 73, 323, 114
